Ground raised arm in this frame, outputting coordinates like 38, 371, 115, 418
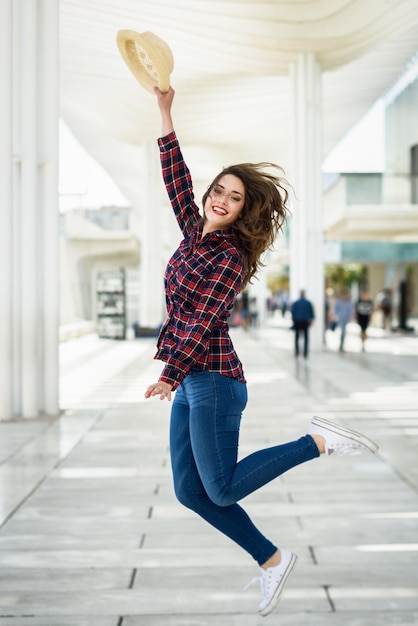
154, 86, 175, 136
155, 86, 201, 236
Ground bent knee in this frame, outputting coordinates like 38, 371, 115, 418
174, 481, 235, 509
173, 479, 206, 511
174, 484, 194, 509
205, 487, 235, 507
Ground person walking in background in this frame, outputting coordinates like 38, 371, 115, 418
380, 287, 393, 330
356, 289, 374, 352
325, 287, 337, 331
290, 290, 315, 358
144, 85, 378, 618
281, 291, 289, 318
249, 297, 259, 328
335, 289, 354, 352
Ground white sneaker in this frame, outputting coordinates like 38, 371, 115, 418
310, 416, 378, 456
244, 549, 297, 617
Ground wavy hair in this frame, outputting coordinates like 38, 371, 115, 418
202, 163, 290, 289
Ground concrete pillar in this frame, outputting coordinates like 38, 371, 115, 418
39, 1, 60, 415
0, 0, 59, 419
138, 141, 166, 328
368, 264, 385, 299
290, 53, 324, 350
0, 0, 13, 418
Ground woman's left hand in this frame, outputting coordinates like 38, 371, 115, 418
144, 381, 173, 401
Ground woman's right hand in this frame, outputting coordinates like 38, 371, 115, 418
154, 86, 175, 136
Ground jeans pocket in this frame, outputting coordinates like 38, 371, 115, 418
226, 376, 248, 410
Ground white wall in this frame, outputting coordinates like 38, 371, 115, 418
385, 80, 418, 174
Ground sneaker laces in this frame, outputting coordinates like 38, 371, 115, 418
244, 567, 273, 605
327, 442, 365, 456
243, 572, 263, 593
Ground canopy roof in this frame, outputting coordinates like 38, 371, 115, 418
60, 0, 418, 208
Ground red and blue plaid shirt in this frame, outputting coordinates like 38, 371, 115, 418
155, 132, 246, 390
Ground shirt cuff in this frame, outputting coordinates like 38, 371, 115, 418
159, 364, 184, 391
157, 132, 177, 151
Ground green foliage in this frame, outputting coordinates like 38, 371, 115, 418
325, 264, 368, 290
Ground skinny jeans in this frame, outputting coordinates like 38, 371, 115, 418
169, 369, 319, 565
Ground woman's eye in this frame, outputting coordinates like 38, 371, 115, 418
211, 187, 241, 202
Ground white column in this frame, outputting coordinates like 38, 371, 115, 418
39, 0, 59, 415
0, 0, 59, 420
0, 0, 13, 418
20, 0, 39, 417
290, 53, 324, 350
138, 141, 166, 328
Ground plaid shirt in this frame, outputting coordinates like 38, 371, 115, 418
155, 132, 246, 390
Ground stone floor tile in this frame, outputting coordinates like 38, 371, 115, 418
0, 568, 131, 591
122, 614, 418, 626
0, 587, 328, 616
0, 614, 121, 626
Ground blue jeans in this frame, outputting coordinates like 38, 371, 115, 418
339, 323, 348, 349
170, 369, 319, 565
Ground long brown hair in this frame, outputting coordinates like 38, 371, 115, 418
202, 163, 290, 289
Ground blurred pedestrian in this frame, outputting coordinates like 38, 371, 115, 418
291, 290, 315, 358
325, 287, 337, 331
249, 297, 259, 328
335, 289, 354, 352
356, 289, 374, 352
281, 291, 289, 317
380, 288, 393, 330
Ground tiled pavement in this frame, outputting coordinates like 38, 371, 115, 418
0, 318, 417, 625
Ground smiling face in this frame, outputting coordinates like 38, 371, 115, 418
203, 174, 245, 235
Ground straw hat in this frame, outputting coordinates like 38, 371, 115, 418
116, 30, 174, 94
